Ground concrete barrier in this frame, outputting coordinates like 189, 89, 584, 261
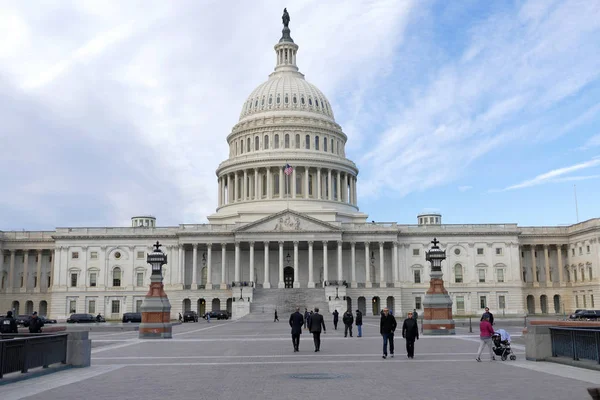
66, 331, 92, 368
525, 320, 600, 362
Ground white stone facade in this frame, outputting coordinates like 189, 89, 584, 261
1, 19, 599, 320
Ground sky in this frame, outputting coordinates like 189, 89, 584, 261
1, 0, 599, 230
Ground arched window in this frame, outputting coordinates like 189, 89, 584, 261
255, 136, 259, 150
249, 101, 253, 110
315, 99, 319, 108
285, 95, 289, 104
277, 94, 281, 104
264, 135, 269, 149
323, 138, 328, 152
269, 95, 273, 105
308, 97, 313, 106
454, 264, 463, 283
247, 138, 251, 152
284, 134, 290, 148
331, 139, 334, 153
293, 95, 297, 104
301, 96, 305, 105
274, 134, 279, 149
255, 99, 258, 107
295, 134, 300, 149
296, 172, 303, 195
308, 174, 313, 196
240, 139, 244, 154
262, 175, 267, 196
305, 135, 310, 149
113, 267, 122, 287
315, 136, 320, 150
274, 173, 280, 195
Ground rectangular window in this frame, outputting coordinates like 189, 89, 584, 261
499, 295, 506, 310
136, 300, 143, 312
496, 269, 504, 283
48, 276, 51, 288
495, 247, 503, 255
69, 300, 76, 314
137, 272, 144, 287
456, 296, 465, 311
137, 251, 144, 259
480, 296, 487, 309
113, 270, 121, 287
90, 251, 98, 259
579, 247, 583, 255
415, 296, 422, 310
575, 295, 579, 308
572, 248, 575, 256
412, 248, 420, 256
111, 300, 120, 314
477, 248, 484, 255
89, 273, 97, 287
72, 252, 79, 259
34, 276, 38, 287
589, 268, 593, 280
583, 295, 587, 308
521, 251, 524, 258
478, 269, 486, 283
413, 270, 421, 284
88, 300, 96, 314
71, 273, 78, 287
591, 294, 595, 308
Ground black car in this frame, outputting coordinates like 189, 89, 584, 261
206, 310, 230, 320
40, 316, 57, 324
122, 312, 142, 323
570, 310, 600, 320
15, 315, 32, 326
67, 313, 98, 323
183, 311, 198, 322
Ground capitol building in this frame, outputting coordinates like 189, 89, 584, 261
1, 15, 599, 321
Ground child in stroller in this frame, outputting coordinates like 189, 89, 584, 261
492, 329, 516, 361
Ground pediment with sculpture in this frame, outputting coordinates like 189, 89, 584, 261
235, 210, 341, 233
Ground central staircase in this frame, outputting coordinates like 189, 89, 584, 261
249, 288, 329, 316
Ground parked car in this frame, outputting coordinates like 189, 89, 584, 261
122, 312, 142, 323
39, 316, 57, 324
183, 311, 199, 322
205, 310, 230, 320
15, 315, 33, 326
569, 309, 586, 319
67, 314, 98, 323
570, 310, 600, 320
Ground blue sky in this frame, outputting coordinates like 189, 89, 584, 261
0, 0, 599, 230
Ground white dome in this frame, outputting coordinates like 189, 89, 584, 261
239, 73, 335, 121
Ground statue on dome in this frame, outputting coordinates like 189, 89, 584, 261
282, 8, 290, 28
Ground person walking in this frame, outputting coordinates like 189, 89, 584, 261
274, 310, 279, 322
308, 307, 326, 352
380, 307, 397, 359
355, 309, 363, 337
0, 311, 18, 333
342, 310, 354, 337
289, 307, 304, 352
206, 312, 211, 323
304, 308, 309, 330
402, 311, 419, 359
332, 309, 339, 330
28, 312, 44, 333
476, 315, 495, 362
178, 313, 183, 322
480, 307, 494, 325
412, 308, 418, 321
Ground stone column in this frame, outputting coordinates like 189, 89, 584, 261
365, 242, 372, 288
267, 168, 272, 200
243, 170, 248, 201
557, 245, 564, 284
327, 169, 332, 200
530, 246, 537, 283
50, 249, 55, 288
220, 243, 227, 289
293, 241, 299, 288
292, 167, 296, 199
218, 177, 222, 206
254, 168, 259, 200
308, 241, 314, 288
234, 241, 240, 283
263, 241, 271, 288
323, 241, 329, 283
393, 241, 399, 286
22, 250, 29, 291
35, 250, 43, 292
304, 167, 309, 199
82, 246, 88, 289
192, 244, 198, 287
226, 174, 231, 203
350, 242, 357, 287
379, 242, 385, 287
544, 245, 550, 283
278, 241, 284, 288
279, 168, 284, 199
8, 250, 15, 292
233, 171, 238, 202
336, 171, 341, 201
337, 241, 343, 281
249, 242, 255, 283
317, 168, 322, 199
178, 245, 185, 286
206, 244, 213, 288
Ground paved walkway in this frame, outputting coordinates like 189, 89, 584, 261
3, 317, 599, 400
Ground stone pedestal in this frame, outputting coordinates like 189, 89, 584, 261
139, 274, 172, 339
423, 271, 455, 335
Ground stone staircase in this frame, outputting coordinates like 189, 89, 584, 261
249, 288, 329, 316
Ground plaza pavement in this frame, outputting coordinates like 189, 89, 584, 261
3, 315, 600, 400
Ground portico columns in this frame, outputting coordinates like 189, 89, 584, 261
337, 241, 343, 281
234, 241, 240, 282
279, 168, 284, 199
8, 251, 15, 291
22, 250, 29, 291
254, 168, 259, 200
365, 242, 372, 288
544, 245, 550, 283
304, 167, 309, 199
278, 241, 284, 288
327, 169, 332, 200
243, 170, 248, 201
393, 242, 399, 287
557, 245, 564, 284
192, 244, 198, 287
206, 244, 213, 288
317, 168, 322, 199
226, 175, 231, 203
308, 241, 314, 288
249, 242, 255, 283
350, 242, 357, 287
530, 246, 537, 283
293, 241, 299, 288
234, 172, 238, 202
267, 168, 272, 200
337, 171, 341, 201
323, 241, 329, 282
379, 242, 385, 286
220, 243, 227, 289
35, 250, 43, 292
263, 242, 271, 288
292, 168, 296, 199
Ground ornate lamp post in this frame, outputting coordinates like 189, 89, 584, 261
139, 241, 173, 339
422, 238, 455, 335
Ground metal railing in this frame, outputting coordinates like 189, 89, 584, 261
0, 333, 68, 378
549, 327, 600, 364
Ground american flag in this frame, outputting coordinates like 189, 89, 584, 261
284, 163, 293, 176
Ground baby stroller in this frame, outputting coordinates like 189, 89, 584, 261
492, 329, 516, 361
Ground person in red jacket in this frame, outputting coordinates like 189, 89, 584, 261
476, 315, 495, 362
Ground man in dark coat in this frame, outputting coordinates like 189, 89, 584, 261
380, 307, 397, 359
308, 307, 326, 352
28, 311, 44, 333
0, 311, 18, 334
332, 309, 339, 330
355, 309, 363, 337
402, 311, 419, 359
480, 307, 494, 325
274, 310, 279, 322
304, 308, 309, 330
342, 310, 354, 337
289, 307, 304, 352
412, 308, 418, 320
